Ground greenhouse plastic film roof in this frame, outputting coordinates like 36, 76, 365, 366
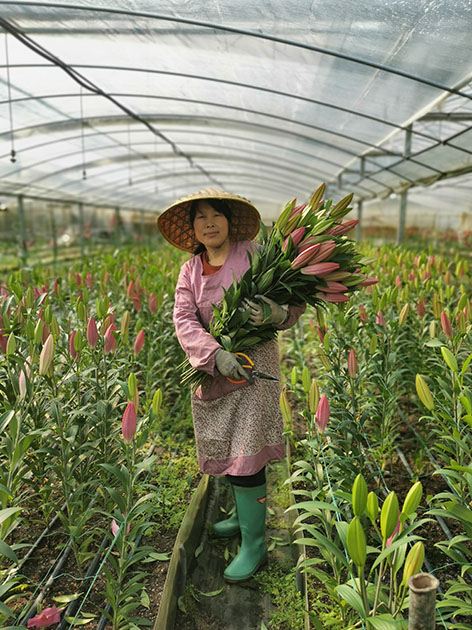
1, 0, 472, 221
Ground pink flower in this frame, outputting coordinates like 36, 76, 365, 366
69, 330, 78, 360
315, 394, 330, 432
289, 203, 306, 219
126, 280, 134, 299
376, 311, 385, 327
75, 272, 82, 287
307, 240, 336, 265
358, 275, 378, 287
316, 292, 349, 303
417, 299, 426, 318
149, 292, 158, 314
395, 275, 402, 288
122, 402, 137, 443
325, 219, 359, 237
111, 518, 131, 537
104, 324, 117, 354
359, 305, 368, 324
440, 311, 453, 339
282, 227, 306, 251
132, 295, 142, 312
53, 278, 60, 296
386, 517, 401, 547
87, 317, 98, 348
347, 349, 357, 378
133, 330, 145, 355
291, 244, 321, 269
27, 606, 62, 628
315, 281, 348, 294
316, 326, 325, 343
85, 273, 93, 288
300, 262, 340, 276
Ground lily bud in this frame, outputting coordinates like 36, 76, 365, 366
381, 492, 400, 541
121, 310, 131, 342
417, 298, 426, 318
87, 317, 98, 348
301, 365, 310, 393
128, 372, 137, 398
133, 330, 145, 355
402, 541, 425, 587
402, 481, 422, 518
69, 331, 78, 360
398, 303, 409, 325
352, 474, 368, 517
347, 349, 357, 379
441, 346, 458, 372
440, 311, 453, 339
315, 394, 330, 432
121, 402, 137, 444
39, 334, 54, 375
152, 388, 163, 415
415, 374, 434, 410
366, 491, 379, 525
347, 517, 366, 568
149, 292, 158, 314
279, 390, 292, 428
309, 379, 319, 415
375, 310, 385, 327
104, 324, 118, 354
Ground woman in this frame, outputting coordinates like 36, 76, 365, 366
157, 189, 305, 582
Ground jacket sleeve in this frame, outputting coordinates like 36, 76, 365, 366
276, 303, 307, 330
173, 263, 222, 376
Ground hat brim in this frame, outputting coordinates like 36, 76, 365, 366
157, 189, 261, 253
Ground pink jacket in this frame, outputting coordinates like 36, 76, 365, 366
173, 240, 306, 399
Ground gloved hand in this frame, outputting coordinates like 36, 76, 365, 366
242, 295, 289, 327
214, 348, 254, 383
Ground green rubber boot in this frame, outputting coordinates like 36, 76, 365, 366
223, 483, 268, 583
211, 485, 240, 538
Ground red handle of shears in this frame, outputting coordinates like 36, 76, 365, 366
226, 352, 254, 384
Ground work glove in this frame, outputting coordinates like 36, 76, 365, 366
214, 348, 254, 384
242, 295, 289, 327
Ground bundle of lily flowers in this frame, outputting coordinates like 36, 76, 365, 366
181, 184, 377, 386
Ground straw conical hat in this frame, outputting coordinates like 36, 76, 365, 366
157, 188, 261, 252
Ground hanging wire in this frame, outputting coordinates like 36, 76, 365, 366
3, 30, 16, 162
79, 85, 87, 180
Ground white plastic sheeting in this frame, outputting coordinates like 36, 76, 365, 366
1, 1, 472, 222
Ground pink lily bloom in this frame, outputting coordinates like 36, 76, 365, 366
417, 299, 426, 318
307, 240, 336, 265
315, 394, 330, 432
315, 281, 348, 293
85, 273, 93, 288
27, 606, 62, 628
122, 401, 137, 443
325, 219, 359, 237
359, 305, 368, 324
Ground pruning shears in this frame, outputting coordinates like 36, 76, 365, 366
226, 352, 280, 384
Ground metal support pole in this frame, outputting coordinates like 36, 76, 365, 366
357, 157, 365, 241
51, 208, 58, 266
114, 207, 121, 246
408, 572, 439, 630
17, 194, 27, 266
397, 125, 412, 244
78, 202, 85, 258
356, 201, 363, 241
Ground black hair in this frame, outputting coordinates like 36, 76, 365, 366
189, 198, 233, 255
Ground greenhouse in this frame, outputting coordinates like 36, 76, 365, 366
1, 1, 472, 629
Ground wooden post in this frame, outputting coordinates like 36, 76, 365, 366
408, 572, 439, 630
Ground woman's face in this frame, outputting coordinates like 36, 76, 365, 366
192, 200, 229, 250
